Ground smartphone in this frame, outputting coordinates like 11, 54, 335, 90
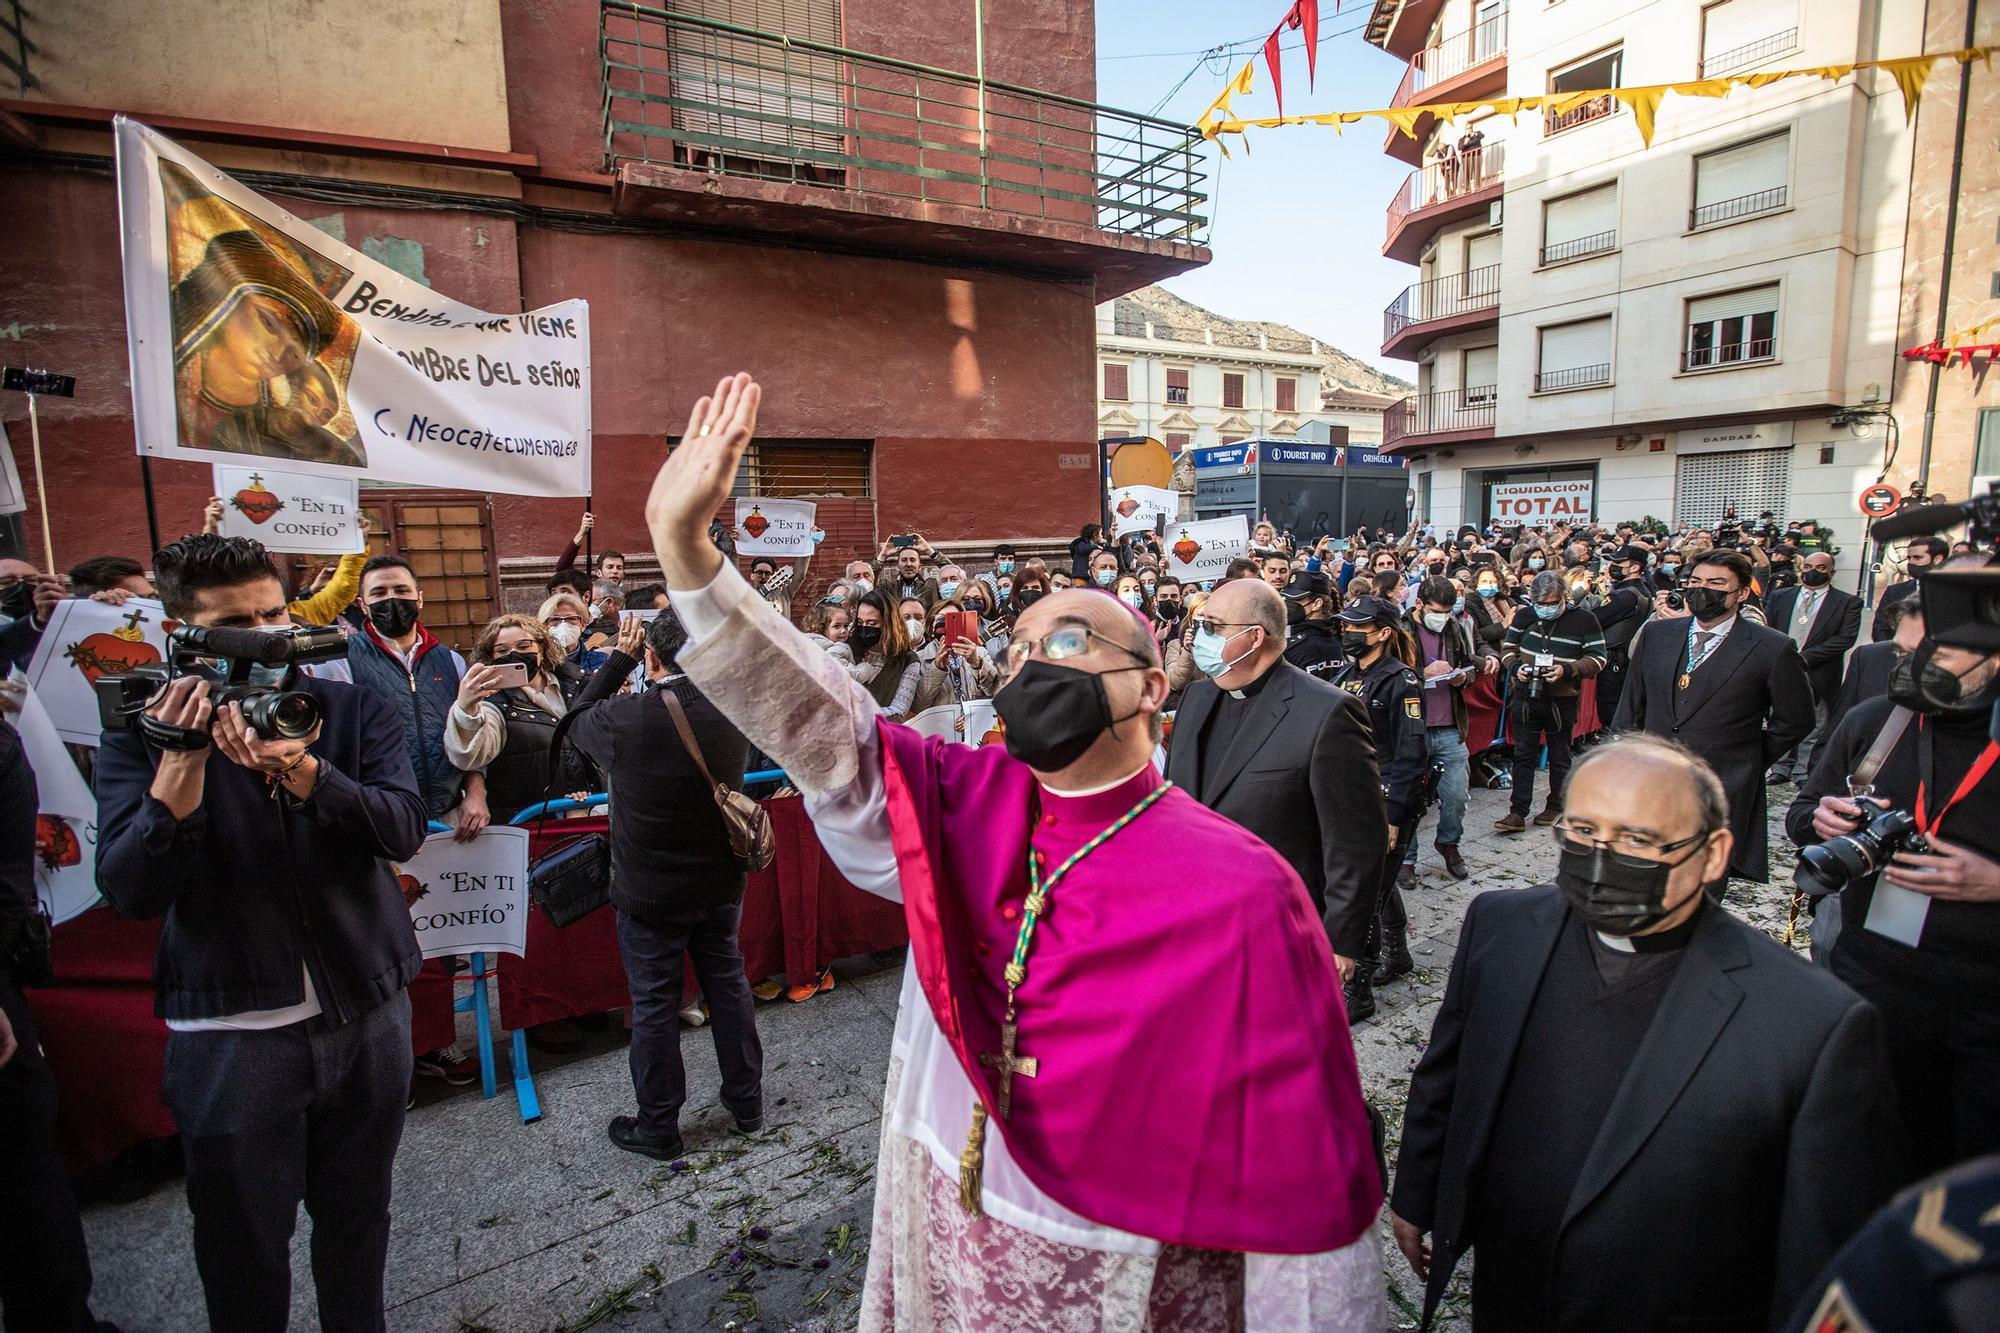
1329, 538, 1350, 551
488, 660, 529, 690
1472, 551, 1497, 565
889, 534, 919, 549
940, 610, 980, 648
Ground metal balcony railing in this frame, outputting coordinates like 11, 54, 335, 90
1534, 363, 1612, 391
1383, 263, 1501, 343
1382, 387, 1498, 447
1411, 10, 1509, 91
1386, 140, 1506, 237
599, 1, 1211, 243
1700, 28, 1800, 78
1543, 94, 1617, 137
1681, 338, 1776, 371
1540, 230, 1616, 265
1690, 185, 1788, 229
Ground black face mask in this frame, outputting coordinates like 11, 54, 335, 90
1340, 630, 1373, 657
993, 660, 1144, 771
1799, 568, 1832, 588
1888, 641, 1993, 716
850, 624, 883, 653
494, 651, 541, 679
367, 597, 421, 638
1155, 599, 1181, 618
1015, 588, 1046, 610
1683, 586, 1732, 622
1556, 836, 1709, 936
0, 581, 32, 620
1285, 599, 1306, 627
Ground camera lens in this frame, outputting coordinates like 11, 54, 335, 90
239, 688, 320, 740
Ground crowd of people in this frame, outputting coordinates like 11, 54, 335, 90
1, 391, 1997, 1333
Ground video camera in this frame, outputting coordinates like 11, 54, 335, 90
97, 623, 348, 751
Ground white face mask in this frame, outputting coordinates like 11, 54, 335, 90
588, 602, 603, 620
547, 622, 582, 650
1423, 611, 1451, 632
904, 616, 925, 642
1120, 590, 1145, 609
851, 577, 873, 593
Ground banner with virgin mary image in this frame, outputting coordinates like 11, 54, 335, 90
114, 118, 591, 496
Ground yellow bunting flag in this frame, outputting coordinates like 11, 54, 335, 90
1880, 56, 1933, 121
1616, 87, 1667, 147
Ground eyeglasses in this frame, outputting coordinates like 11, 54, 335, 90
1189, 618, 1253, 637
1003, 625, 1154, 672
546, 613, 584, 627
1552, 819, 1709, 864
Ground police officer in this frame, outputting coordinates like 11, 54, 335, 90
1326, 595, 1428, 1022
1281, 568, 1345, 678
1592, 542, 1653, 725
1787, 567, 2000, 1176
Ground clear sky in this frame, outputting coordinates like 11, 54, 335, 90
1094, 0, 1417, 380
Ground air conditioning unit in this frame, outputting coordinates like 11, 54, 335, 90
1489, 199, 1504, 227
1416, 345, 1438, 365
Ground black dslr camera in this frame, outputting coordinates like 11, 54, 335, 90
97, 623, 348, 751
1794, 803, 1933, 899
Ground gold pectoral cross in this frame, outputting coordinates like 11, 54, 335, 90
979, 1016, 1039, 1119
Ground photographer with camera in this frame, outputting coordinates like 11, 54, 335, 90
1493, 572, 1606, 835
1787, 567, 2000, 1175
93, 534, 428, 1332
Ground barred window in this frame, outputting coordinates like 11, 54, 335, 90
727, 439, 873, 497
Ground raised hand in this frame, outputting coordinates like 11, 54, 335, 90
646, 373, 762, 591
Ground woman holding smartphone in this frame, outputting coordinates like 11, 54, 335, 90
446, 613, 600, 823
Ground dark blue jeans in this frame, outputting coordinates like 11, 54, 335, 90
163, 990, 411, 1333
616, 904, 763, 1139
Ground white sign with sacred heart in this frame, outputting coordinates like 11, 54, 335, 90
733, 497, 817, 557
24, 598, 173, 747
15, 677, 103, 924
904, 698, 1003, 748
1110, 485, 1177, 538
399, 826, 532, 960
213, 465, 365, 554
1163, 515, 1250, 583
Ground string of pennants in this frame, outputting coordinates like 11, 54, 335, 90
1193, 38, 1995, 153
1903, 314, 2000, 370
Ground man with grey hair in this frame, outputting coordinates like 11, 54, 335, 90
1494, 571, 1606, 834
1165, 577, 1389, 985
1393, 733, 1904, 1332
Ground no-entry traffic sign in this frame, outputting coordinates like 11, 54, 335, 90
1858, 483, 1902, 518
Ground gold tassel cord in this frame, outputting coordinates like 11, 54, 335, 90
1194, 44, 1995, 148
958, 1099, 989, 1215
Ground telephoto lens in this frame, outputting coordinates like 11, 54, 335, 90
236, 687, 322, 740
1794, 807, 1927, 899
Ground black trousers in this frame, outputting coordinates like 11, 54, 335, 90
1832, 928, 2000, 1176
163, 990, 411, 1333
1363, 817, 1422, 967
0, 974, 102, 1333
616, 904, 763, 1138
1509, 696, 1580, 817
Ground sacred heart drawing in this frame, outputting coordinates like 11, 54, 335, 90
34, 816, 81, 871
1171, 530, 1201, 564
64, 616, 161, 684
1115, 495, 1140, 518
398, 874, 428, 908
979, 718, 1006, 747
741, 506, 769, 539
230, 475, 284, 525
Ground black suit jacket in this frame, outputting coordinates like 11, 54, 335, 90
1613, 617, 1815, 881
1393, 887, 1906, 1332
1826, 639, 1898, 738
1764, 585, 1861, 704
1871, 577, 1918, 642
1165, 660, 1387, 956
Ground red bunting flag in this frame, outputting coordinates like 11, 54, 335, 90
1265, 0, 1322, 116
1265, 27, 1287, 116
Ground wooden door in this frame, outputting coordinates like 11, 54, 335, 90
358, 489, 500, 653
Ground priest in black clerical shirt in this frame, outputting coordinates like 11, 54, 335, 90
1390, 734, 1907, 1333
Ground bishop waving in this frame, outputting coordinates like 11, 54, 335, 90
646, 375, 1386, 1330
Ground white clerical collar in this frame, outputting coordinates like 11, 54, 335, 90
1594, 930, 1637, 953
1227, 688, 1246, 699
1039, 766, 1150, 799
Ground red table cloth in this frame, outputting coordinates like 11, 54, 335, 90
1465, 673, 1603, 755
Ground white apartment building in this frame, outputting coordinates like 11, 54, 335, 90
1364, 0, 1921, 573
1094, 307, 1390, 451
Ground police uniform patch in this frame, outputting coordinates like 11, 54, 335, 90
1800, 1280, 1873, 1333
1404, 697, 1422, 719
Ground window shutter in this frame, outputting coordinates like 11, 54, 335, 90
1165, 432, 1191, 451
1104, 363, 1129, 400
1687, 285, 1779, 325
1543, 185, 1618, 247
1276, 378, 1298, 412
1166, 368, 1189, 391
729, 439, 873, 497
1694, 134, 1789, 208
1701, 0, 1797, 71
1538, 318, 1613, 374
1463, 231, 1502, 280
1464, 345, 1499, 389
1675, 446, 1791, 528
1223, 373, 1246, 408
666, 0, 847, 155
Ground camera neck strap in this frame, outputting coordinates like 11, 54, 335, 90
1914, 715, 2000, 838
1849, 704, 1915, 794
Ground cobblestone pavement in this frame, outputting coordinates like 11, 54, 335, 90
79, 780, 1812, 1331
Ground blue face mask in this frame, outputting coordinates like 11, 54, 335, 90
1094, 568, 1118, 588
1477, 584, 1499, 598
938, 580, 959, 599
1453, 596, 1465, 613
997, 561, 1016, 575
1191, 625, 1254, 678
1534, 603, 1562, 621
1528, 557, 1547, 571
